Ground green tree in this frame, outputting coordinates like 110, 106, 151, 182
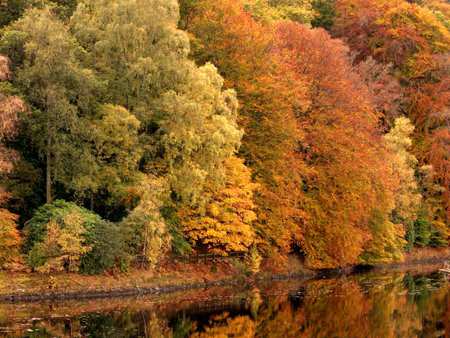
415, 165, 448, 247
71, 0, 242, 205
0, 7, 144, 210
311, 0, 335, 29
78, 104, 142, 203
244, 0, 317, 25
0, 7, 100, 203
0, 0, 29, 27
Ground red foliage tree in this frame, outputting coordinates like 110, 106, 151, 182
334, 0, 450, 224
183, 0, 311, 258
274, 22, 397, 267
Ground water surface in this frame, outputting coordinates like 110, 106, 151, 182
1, 270, 449, 337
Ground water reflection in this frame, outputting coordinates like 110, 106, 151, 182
2, 271, 450, 337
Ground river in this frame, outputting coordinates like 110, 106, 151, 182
1, 268, 449, 337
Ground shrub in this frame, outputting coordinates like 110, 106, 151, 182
429, 221, 449, 247
24, 200, 100, 251
80, 220, 129, 274
27, 218, 90, 273
121, 177, 171, 268
0, 208, 21, 268
25, 200, 126, 273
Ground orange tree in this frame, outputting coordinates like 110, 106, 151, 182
274, 22, 399, 267
334, 0, 450, 224
0, 59, 24, 268
182, 0, 401, 267
181, 0, 311, 260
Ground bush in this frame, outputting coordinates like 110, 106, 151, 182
24, 200, 100, 251
27, 217, 90, 273
25, 200, 126, 273
0, 208, 21, 268
121, 177, 171, 268
429, 221, 449, 247
80, 220, 129, 274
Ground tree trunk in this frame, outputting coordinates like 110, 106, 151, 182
46, 133, 52, 204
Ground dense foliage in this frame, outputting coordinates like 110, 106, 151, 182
180, 156, 258, 255
0, 0, 448, 272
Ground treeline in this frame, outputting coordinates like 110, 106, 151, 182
0, 0, 448, 273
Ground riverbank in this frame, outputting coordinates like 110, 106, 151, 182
2, 260, 448, 338
1, 248, 449, 303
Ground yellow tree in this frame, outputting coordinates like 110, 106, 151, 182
384, 117, 422, 243
181, 0, 311, 260
181, 157, 258, 255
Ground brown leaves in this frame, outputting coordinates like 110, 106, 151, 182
334, 0, 450, 225
0, 55, 11, 81
275, 22, 396, 267
0, 95, 26, 141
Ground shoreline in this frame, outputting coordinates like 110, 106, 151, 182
1, 248, 449, 303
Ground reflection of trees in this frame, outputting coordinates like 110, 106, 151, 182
190, 314, 255, 338
5, 273, 450, 337
255, 294, 306, 337
253, 274, 448, 338
145, 312, 173, 338
403, 274, 448, 337
21, 311, 173, 338
298, 279, 371, 338
364, 274, 422, 338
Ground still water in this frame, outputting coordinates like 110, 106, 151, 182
1, 269, 449, 337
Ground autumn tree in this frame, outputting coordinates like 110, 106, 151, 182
275, 22, 398, 267
180, 156, 258, 255
71, 0, 242, 206
384, 117, 422, 247
333, 0, 450, 224
0, 54, 24, 269
0, 209, 21, 268
355, 57, 403, 129
181, 0, 310, 260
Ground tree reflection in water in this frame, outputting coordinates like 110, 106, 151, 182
10, 272, 450, 337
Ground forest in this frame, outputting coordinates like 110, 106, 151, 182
0, 0, 448, 275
